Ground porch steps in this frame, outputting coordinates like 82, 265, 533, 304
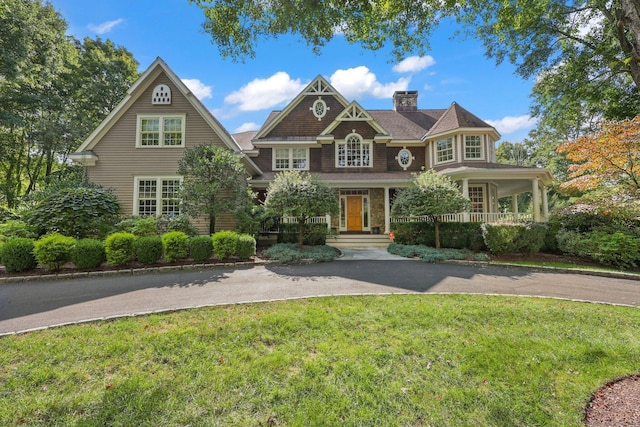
326, 233, 391, 249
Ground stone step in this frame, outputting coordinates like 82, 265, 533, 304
326, 234, 391, 249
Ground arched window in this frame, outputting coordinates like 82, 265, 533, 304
337, 133, 371, 167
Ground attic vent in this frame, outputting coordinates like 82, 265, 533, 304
152, 84, 171, 105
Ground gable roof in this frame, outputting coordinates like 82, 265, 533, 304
253, 75, 349, 140
73, 57, 249, 156
424, 102, 499, 139
320, 101, 388, 136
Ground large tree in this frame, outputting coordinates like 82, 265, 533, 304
391, 170, 470, 249
556, 115, 640, 197
177, 144, 253, 234
264, 170, 339, 249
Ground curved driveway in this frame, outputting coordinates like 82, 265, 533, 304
1, 251, 639, 335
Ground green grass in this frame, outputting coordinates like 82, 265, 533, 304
1, 295, 639, 426
493, 260, 640, 275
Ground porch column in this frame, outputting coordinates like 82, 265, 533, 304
512, 194, 519, 222
384, 187, 391, 234
326, 214, 331, 231
541, 184, 549, 221
531, 178, 540, 222
461, 178, 469, 222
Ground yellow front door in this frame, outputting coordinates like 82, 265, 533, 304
346, 196, 362, 231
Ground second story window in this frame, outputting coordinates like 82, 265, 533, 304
137, 114, 185, 147
337, 133, 371, 167
436, 137, 453, 163
465, 135, 483, 159
273, 147, 309, 170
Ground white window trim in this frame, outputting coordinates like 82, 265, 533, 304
136, 113, 186, 148
435, 137, 454, 165
133, 176, 183, 217
335, 133, 373, 168
339, 191, 371, 232
310, 98, 328, 120
464, 135, 485, 160
272, 147, 310, 171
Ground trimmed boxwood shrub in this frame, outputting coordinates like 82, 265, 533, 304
134, 236, 164, 265
212, 230, 239, 260
390, 222, 485, 251
236, 234, 256, 260
71, 239, 106, 269
33, 233, 76, 272
482, 223, 546, 256
189, 235, 213, 262
161, 231, 190, 262
0, 238, 37, 273
104, 232, 136, 265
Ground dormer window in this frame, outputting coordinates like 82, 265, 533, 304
311, 98, 328, 120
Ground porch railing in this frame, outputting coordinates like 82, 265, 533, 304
260, 216, 330, 233
391, 212, 534, 224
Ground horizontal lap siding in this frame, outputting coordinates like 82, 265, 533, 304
87, 73, 228, 234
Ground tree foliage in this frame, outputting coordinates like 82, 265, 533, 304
264, 170, 339, 248
0, 0, 138, 208
556, 115, 640, 196
391, 170, 470, 248
177, 144, 252, 234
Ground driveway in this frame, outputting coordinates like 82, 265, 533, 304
1, 253, 639, 335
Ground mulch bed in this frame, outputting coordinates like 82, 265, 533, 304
585, 375, 640, 426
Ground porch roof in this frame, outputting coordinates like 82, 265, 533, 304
250, 171, 414, 188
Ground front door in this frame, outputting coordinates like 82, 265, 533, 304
346, 196, 362, 231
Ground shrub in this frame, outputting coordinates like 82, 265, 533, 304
390, 222, 485, 251
236, 234, 256, 260
387, 242, 489, 263
116, 216, 159, 236
71, 239, 106, 269
212, 230, 239, 260
556, 230, 592, 257
23, 187, 121, 239
263, 243, 338, 263
161, 231, 190, 262
0, 220, 36, 242
277, 223, 328, 245
482, 224, 545, 256
0, 238, 37, 273
0, 206, 19, 222
189, 235, 213, 262
33, 234, 76, 272
161, 215, 199, 237
590, 231, 640, 270
104, 232, 136, 265
134, 236, 164, 265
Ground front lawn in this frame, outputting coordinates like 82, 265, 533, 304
1, 295, 639, 426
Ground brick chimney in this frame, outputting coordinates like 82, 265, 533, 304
393, 91, 418, 112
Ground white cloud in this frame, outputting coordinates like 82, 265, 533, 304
182, 79, 213, 100
329, 66, 410, 99
88, 19, 124, 35
234, 122, 260, 133
225, 72, 306, 112
393, 56, 436, 73
485, 115, 537, 134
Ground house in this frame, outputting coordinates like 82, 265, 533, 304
71, 58, 553, 241
239, 75, 553, 240
70, 57, 262, 233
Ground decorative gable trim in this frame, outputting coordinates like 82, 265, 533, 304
254, 75, 349, 140
320, 101, 388, 137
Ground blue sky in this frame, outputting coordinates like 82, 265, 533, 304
50, 0, 537, 142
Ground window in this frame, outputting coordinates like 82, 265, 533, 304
137, 114, 185, 147
396, 148, 413, 170
436, 137, 453, 163
273, 147, 309, 170
311, 98, 328, 119
468, 186, 484, 213
337, 133, 371, 167
465, 135, 483, 159
135, 177, 182, 216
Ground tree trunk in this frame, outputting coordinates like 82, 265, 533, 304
434, 220, 441, 249
619, 0, 640, 88
298, 219, 305, 250
209, 215, 215, 235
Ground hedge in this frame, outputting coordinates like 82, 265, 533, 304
390, 222, 485, 251
277, 223, 328, 246
104, 232, 136, 265
212, 230, 239, 260
161, 231, 190, 262
71, 239, 106, 269
0, 238, 37, 273
134, 236, 164, 265
33, 233, 76, 272
190, 235, 213, 262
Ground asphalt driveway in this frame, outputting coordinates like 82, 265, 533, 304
1, 253, 639, 335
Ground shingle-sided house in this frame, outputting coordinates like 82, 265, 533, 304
70, 57, 262, 233
237, 74, 553, 244
72, 58, 553, 242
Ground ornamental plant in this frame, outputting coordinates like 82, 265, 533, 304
33, 233, 76, 272
0, 237, 37, 273
236, 234, 256, 260
212, 230, 239, 260
104, 232, 136, 265
161, 231, 190, 262
133, 236, 164, 265
189, 235, 213, 262
71, 239, 106, 269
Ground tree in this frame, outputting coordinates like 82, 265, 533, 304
391, 170, 470, 249
264, 170, 339, 249
177, 144, 252, 234
556, 115, 640, 197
